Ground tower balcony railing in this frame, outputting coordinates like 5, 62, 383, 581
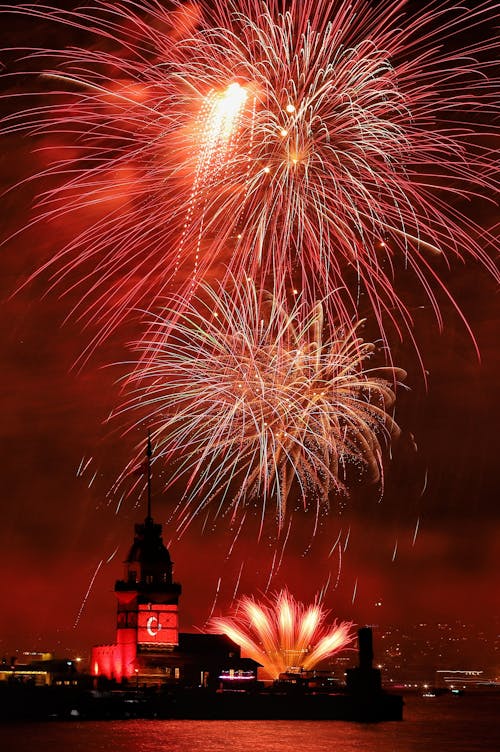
115, 579, 182, 594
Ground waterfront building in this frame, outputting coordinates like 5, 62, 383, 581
91, 440, 260, 688
0, 654, 81, 686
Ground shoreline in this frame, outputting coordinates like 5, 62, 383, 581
0, 683, 404, 723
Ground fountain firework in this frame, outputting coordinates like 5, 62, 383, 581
209, 588, 354, 679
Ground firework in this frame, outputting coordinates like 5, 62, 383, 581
209, 588, 354, 679
118, 280, 405, 532
2, 0, 498, 357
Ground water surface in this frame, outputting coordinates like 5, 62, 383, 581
2, 693, 499, 752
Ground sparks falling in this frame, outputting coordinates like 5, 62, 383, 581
118, 280, 405, 533
209, 588, 354, 679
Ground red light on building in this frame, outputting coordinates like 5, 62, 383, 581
137, 604, 178, 646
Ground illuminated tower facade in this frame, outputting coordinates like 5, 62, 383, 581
91, 438, 181, 681
114, 514, 182, 669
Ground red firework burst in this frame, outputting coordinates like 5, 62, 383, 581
1, 0, 498, 361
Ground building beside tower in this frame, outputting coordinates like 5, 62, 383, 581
91, 441, 260, 688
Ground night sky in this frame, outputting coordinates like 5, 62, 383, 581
0, 2, 498, 663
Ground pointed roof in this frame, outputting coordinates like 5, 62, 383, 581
125, 515, 172, 565
125, 434, 171, 565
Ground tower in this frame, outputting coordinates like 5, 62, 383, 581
345, 626, 382, 695
91, 437, 181, 681
114, 513, 182, 664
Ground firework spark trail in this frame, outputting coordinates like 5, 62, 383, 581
76, 456, 92, 477
173, 81, 249, 295
105, 547, 119, 565
73, 544, 121, 629
351, 578, 358, 605
325, 535, 344, 592
333, 543, 342, 590
328, 529, 342, 558
420, 470, 428, 498
87, 471, 98, 488
392, 538, 398, 562
275, 517, 293, 574
224, 512, 248, 561
73, 559, 103, 629
318, 572, 332, 603
114, 492, 125, 516
344, 527, 351, 552
412, 516, 420, 547
1, 0, 498, 363
207, 575, 222, 623
264, 550, 278, 594
116, 279, 405, 532
209, 588, 354, 678
231, 561, 245, 606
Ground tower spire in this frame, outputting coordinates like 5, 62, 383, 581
146, 430, 152, 521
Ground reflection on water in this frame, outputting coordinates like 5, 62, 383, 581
2, 694, 499, 752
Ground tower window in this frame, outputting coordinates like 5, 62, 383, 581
146, 575, 154, 584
